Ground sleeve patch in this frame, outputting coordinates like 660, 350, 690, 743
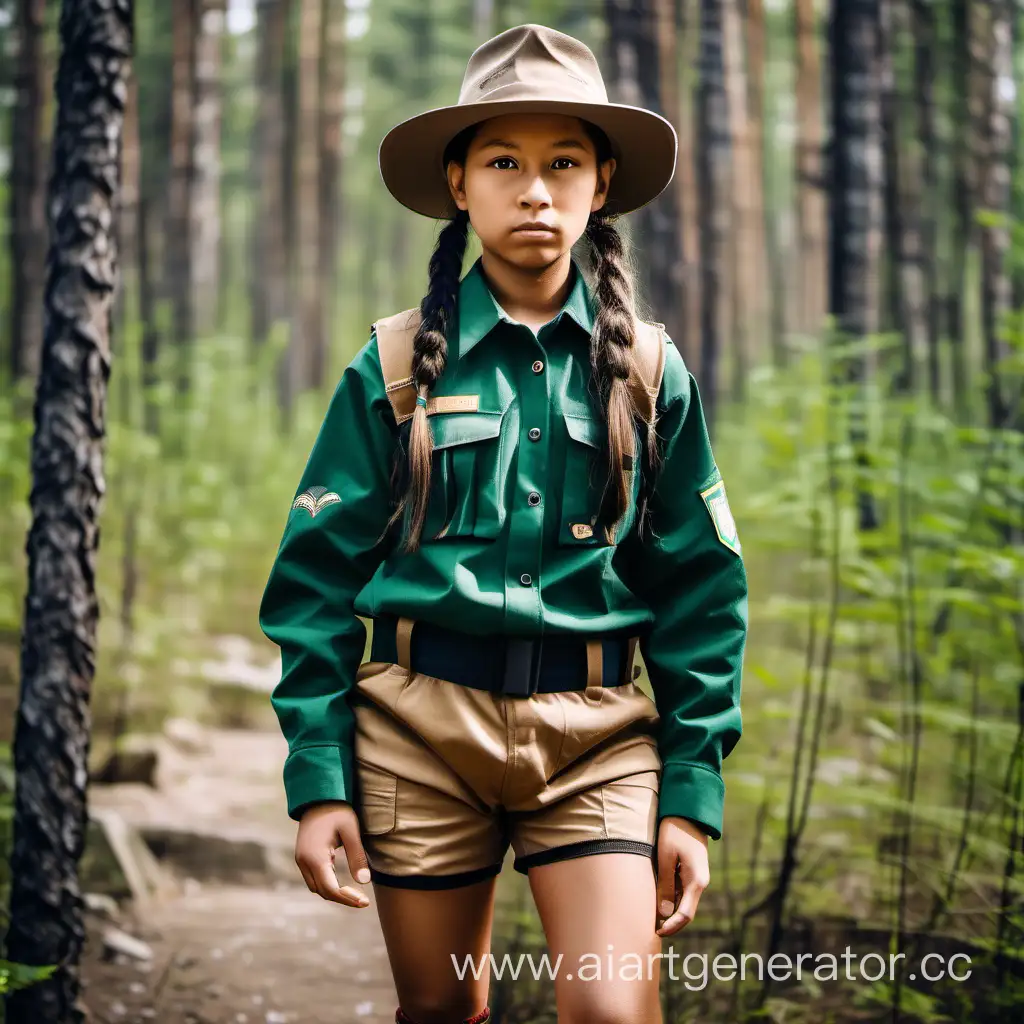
292, 485, 341, 519
700, 478, 741, 554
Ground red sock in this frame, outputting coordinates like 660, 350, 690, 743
394, 1006, 490, 1024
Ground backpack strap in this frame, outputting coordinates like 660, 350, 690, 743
625, 318, 668, 429
372, 306, 421, 426
372, 307, 667, 430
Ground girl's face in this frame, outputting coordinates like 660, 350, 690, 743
446, 113, 616, 269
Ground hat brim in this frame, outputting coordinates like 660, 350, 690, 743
378, 98, 678, 220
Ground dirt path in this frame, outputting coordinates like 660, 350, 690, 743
80, 719, 400, 1024
83, 881, 398, 1024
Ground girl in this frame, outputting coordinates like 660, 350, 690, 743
259, 23, 747, 1024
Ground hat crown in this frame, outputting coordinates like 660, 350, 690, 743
459, 24, 609, 106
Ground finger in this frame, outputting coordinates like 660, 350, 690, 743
296, 860, 318, 894
337, 819, 372, 886
313, 857, 370, 908
657, 879, 702, 936
656, 840, 678, 922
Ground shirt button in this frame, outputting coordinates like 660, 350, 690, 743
520, 573, 533, 586
528, 491, 541, 506
532, 360, 544, 374
528, 427, 541, 441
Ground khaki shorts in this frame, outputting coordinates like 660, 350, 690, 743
351, 659, 663, 889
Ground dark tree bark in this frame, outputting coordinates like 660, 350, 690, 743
8, 0, 49, 386
696, 0, 729, 433
604, 0, 687, 356
4, 2, 132, 1023
829, 0, 883, 529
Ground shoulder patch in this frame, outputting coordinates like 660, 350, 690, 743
292, 485, 341, 519
700, 476, 741, 554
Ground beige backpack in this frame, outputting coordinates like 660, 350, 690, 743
372, 306, 668, 433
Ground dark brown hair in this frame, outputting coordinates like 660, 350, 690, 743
386, 119, 661, 552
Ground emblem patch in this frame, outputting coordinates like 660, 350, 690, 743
570, 522, 594, 540
700, 478, 741, 554
292, 486, 341, 519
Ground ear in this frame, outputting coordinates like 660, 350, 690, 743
591, 157, 617, 213
447, 161, 469, 212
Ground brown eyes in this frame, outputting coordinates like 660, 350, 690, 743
488, 157, 578, 171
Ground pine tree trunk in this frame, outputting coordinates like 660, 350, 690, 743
5, 3, 132, 1022
794, 0, 827, 336
697, 0, 729, 433
677, 0, 702, 374
604, 0, 685, 352
8, 0, 49, 386
250, 0, 291, 352
829, 0, 883, 530
723, 0, 755, 401
287, 0, 324, 407
167, 0, 195, 387
745, 0, 771, 364
190, 0, 225, 336
319, 0, 345, 378
979, 0, 1013, 430
911, 0, 942, 404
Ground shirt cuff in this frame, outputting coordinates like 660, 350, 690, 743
283, 744, 354, 821
657, 761, 726, 840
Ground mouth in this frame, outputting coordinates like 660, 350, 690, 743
513, 223, 558, 236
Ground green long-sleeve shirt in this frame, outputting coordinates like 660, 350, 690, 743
258, 256, 747, 839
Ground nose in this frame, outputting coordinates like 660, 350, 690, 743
519, 171, 552, 208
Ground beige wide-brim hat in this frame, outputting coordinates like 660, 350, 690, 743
378, 23, 678, 220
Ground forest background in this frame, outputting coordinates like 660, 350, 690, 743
1, 0, 1023, 1022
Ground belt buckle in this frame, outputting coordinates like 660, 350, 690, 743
501, 637, 543, 697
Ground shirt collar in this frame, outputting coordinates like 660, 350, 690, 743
455, 255, 596, 360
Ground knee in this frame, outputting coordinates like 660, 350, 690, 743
559, 989, 657, 1024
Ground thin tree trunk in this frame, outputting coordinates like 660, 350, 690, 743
678, 0, 702, 373
697, 0, 729, 432
911, 0, 942, 404
879, 0, 927, 393
5, 3, 132, 1022
979, 0, 1013, 430
8, 0, 49, 387
947, 0, 974, 419
319, 0, 345, 382
473, 0, 494, 39
250, 0, 291, 352
745, 0, 771, 365
723, 0, 754, 401
794, 0, 827, 337
829, 0, 883, 531
167, 0, 195, 388
190, 0, 225, 337
604, 0, 686, 358
294, 0, 324, 402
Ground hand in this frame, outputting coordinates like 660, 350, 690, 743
294, 800, 372, 908
655, 815, 710, 936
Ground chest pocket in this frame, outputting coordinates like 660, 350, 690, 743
415, 405, 515, 541
559, 409, 640, 546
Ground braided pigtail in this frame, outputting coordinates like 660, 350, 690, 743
585, 210, 661, 544
385, 208, 470, 552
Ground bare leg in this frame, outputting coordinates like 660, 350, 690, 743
373, 876, 498, 1023
529, 853, 663, 1024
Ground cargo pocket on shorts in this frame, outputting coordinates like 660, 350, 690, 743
356, 762, 398, 836
602, 769, 660, 841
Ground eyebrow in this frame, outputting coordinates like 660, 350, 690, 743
478, 138, 590, 152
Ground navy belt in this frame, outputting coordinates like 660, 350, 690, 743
369, 615, 641, 697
